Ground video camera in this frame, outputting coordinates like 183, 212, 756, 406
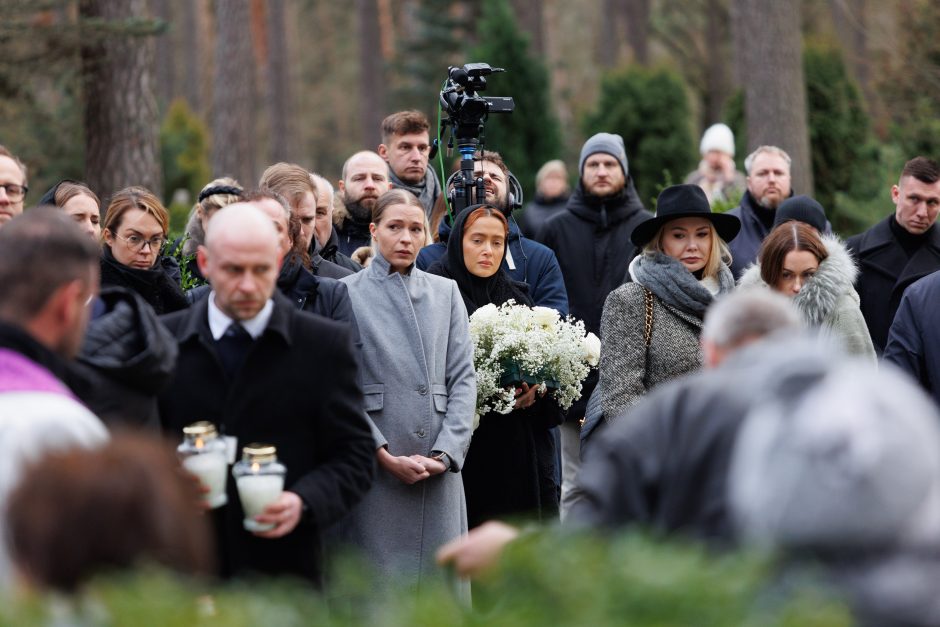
437, 62, 515, 214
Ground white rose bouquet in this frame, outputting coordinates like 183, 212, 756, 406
468, 301, 599, 422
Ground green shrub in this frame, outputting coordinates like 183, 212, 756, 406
468, 0, 564, 202
583, 67, 696, 206
0, 533, 851, 626
160, 99, 210, 208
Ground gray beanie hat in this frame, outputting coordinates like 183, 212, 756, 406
730, 362, 940, 550
579, 132, 628, 177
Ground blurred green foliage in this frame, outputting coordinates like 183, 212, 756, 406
0, 532, 850, 626
582, 67, 696, 207
469, 0, 564, 202
160, 99, 210, 209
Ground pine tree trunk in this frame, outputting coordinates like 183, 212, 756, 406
623, 0, 650, 65
266, 0, 293, 162
733, 0, 814, 194
510, 0, 545, 54
151, 0, 174, 109
211, 0, 256, 186
80, 0, 162, 203
357, 0, 386, 149
181, 0, 205, 115
703, 0, 730, 124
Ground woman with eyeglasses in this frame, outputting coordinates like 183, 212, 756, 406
100, 186, 188, 314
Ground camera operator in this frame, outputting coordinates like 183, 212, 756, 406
416, 150, 568, 316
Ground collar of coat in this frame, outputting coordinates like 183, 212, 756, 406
852, 215, 940, 254
176, 290, 294, 347
739, 234, 858, 326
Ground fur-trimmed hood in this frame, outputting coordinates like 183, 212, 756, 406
738, 234, 859, 326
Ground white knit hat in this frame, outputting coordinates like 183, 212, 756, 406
700, 123, 735, 157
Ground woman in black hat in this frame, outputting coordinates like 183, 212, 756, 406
427, 204, 562, 528
598, 184, 740, 425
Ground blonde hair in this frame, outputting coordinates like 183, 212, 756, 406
197, 177, 243, 219
259, 163, 316, 209
643, 220, 731, 280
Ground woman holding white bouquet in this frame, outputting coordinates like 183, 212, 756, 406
341, 190, 476, 597
428, 204, 564, 529
598, 184, 740, 428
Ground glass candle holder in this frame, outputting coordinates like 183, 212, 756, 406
232, 444, 286, 532
178, 421, 229, 509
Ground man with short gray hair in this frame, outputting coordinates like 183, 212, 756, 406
727, 145, 794, 278
311, 172, 360, 273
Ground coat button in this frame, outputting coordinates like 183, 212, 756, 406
416, 429, 426, 437
418, 386, 428, 395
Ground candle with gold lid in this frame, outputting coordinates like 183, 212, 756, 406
232, 443, 286, 532
178, 421, 229, 509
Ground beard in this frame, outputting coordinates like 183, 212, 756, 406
345, 196, 378, 222
757, 193, 783, 210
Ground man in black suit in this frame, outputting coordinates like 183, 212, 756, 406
158, 203, 374, 586
847, 157, 940, 354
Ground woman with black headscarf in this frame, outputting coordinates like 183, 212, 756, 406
428, 204, 562, 528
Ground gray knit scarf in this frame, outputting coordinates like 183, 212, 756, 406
630, 251, 735, 317
387, 167, 441, 218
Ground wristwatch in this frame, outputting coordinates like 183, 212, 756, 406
431, 451, 451, 470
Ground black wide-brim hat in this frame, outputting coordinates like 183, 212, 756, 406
630, 184, 742, 248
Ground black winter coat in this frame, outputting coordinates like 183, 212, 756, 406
847, 216, 940, 353
538, 181, 650, 421
318, 228, 363, 273
70, 287, 178, 430
157, 293, 376, 585
884, 269, 940, 407
519, 193, 569, 241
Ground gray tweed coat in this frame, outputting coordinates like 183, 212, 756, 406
738, 235, 876, 363
600, 282, 706, 422
340, 253, 475, 593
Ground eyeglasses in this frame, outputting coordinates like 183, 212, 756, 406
116, 233, 166, 252
0, 183, 28, 201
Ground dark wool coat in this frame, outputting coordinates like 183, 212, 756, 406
847, 217, 940, 353
157, 292, 375, 586
884, 270, 940, 408
99, 248, 190, 315
317, 228, 363, 273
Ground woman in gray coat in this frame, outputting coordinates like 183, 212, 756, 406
738, 221, 876, 362
599, 185, 739, 424
341, 190, 476, 596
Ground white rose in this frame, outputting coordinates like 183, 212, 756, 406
531, 306, 560, 328
582, 332, 601, 367
471, 303, 499, 324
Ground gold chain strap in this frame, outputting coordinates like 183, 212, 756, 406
644, 288, 654, 348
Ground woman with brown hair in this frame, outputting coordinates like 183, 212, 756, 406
739, 220, 875, 361
38, 180, 101, 239
101, 186, 188, 314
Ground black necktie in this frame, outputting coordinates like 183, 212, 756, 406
215, 322, 253, 380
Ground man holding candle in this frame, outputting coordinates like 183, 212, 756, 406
158, 203, 375, 586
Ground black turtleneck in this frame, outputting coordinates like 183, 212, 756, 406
890, 215, 930, 258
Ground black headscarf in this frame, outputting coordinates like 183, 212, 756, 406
427, 204, 531, 314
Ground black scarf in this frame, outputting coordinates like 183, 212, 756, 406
428, 205, 531, 314
100, 247, 189, 315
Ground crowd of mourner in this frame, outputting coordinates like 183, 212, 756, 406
2, 109, 940, 623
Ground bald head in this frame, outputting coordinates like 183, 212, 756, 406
199, 203, 281, 320
342, 151, 386, 181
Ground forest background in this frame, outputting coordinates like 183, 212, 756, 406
0, 0, 937, 236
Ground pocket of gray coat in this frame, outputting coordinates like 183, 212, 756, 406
432, 383, 448, 413
363, 383, 384, 412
